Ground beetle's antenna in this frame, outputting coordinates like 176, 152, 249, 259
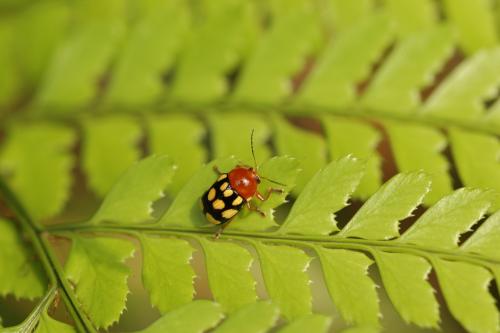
260, 176, 287, 187
250, 129, 258, 170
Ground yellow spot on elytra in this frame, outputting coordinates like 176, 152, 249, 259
223, 189, 233, 197
205, 212, 220, 224
220, 182, 229, 191
232, 196, 243, 206
207, 188, 216, 201
222, 209, 238, 219
213, 199, 225, 210
218, 174, 227, 181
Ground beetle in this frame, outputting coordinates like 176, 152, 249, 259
202, 130, 285, 238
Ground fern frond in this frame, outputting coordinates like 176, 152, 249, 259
0, 123, 75, 221
8, 154, 494, 332
0, 218, 45, 299
2, 1, 500, 332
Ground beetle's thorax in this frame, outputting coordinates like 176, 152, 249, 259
228, 167, 259, 200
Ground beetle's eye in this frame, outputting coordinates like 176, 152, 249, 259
256, 177, 261, 184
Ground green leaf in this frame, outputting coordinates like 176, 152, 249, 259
322, 117, 381, 198
461, 211, 500, 259
103, 0, 189, 107
372, 251, 438, 327
398, 188, 493, 249
13, 1, 69, 88
82, 116, 142, 197
362, 26, 454, 113
159, 157, 237, 228
279, 156, 365, 235
267, 0, 314, 19
492, 266, 500, 294
141, 235, 195, 313
199, 238, 256, 312
65, 236, 135, 329
316, 248, 379, 327
277, 314, 332, 333
327, 0, 373, 31
208, 113, 271, 166
385, 121, 452, 204
0, 288, 71, 333
233, 7, 320, 103
487, 101, 500, 129
133, 300, 223, 333
339, 326, 380, 333
273, 115, 326, 194
89, 155, 176, 224
35, 1, 126, 110
0, 123, 75, 220
148, 115, 206, 195
449, 128, 500, 210
339, 172, 430, 239
171, 2, 258, 103
255, 243, 311, 320
384, 0, 437, 36
5, 3, 500, 332
433, 259, 498, 333
422, 49, 500, 120
0, 219, 46, 299
229, 156, 300, 232
213, 301, 279, 333
297, 13, 393, 108
442, 0, 497, 54
35, 313, 76, 333
322, 117, 382, 199
0, 21, 21, 108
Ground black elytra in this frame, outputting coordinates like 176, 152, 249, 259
201, 173, 246, 225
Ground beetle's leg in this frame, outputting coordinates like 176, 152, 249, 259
246, 201, 266, 217
214, 221, 231, 240
213, 165, 223, 175
256, 187, 284, 201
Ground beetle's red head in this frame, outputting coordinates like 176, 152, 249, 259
226, 130, 286, 200
228, 166, 259, 200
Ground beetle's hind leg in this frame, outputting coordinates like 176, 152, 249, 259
214, 221, 232, 240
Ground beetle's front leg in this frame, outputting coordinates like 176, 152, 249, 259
256, 187, 284, 201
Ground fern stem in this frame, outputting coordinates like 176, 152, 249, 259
4, 102, 498, 136
40, 235, 99, 333
15, 286, 58, 332
46, 224, 500, 269
0, 178, 94, 333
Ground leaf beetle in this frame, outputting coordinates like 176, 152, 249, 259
201, 130, 285, 238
